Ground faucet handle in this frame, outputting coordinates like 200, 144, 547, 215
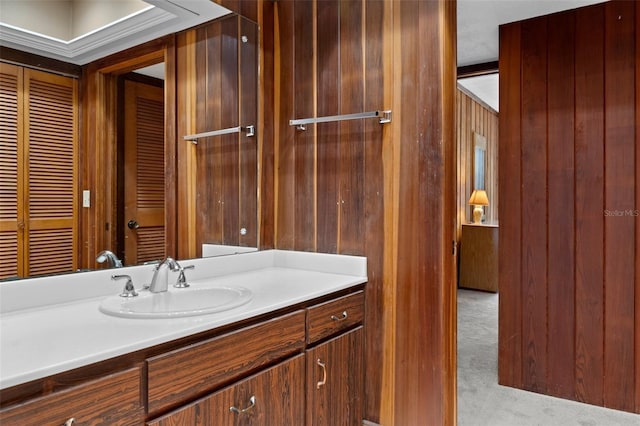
112, 274, 138, 298
174, 265, 195, 288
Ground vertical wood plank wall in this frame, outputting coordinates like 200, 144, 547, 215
271, 0, 456, 424
455, 88, 498, 242
498, 1, 640, 413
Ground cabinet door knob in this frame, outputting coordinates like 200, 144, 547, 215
230, 395, 256, 414
63, 419, 75, 426
316, 358, 327, 389
331, 311, 348, 321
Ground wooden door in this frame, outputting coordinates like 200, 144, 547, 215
306, 328, 364, 426
0, 63, 78, 279
0, 63, 22, 279
146, 355, 305, 426
123, 80, 165, 265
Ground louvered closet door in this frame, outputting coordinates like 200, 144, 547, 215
0, 63, 22, 279
123, 80, 165, 265
24, 69, 78, 276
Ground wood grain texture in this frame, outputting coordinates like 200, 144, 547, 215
546, 10, 576, 400
293, 0, 316, 252
337, 0, 365, 255
269, 0, 456, 422
147, 355, 305, 426
315, 0, 340, 254
458, 224, 498, 292
392, 0, 456, 424
306, 327, 364, 426
362, 0, 385, 419
146, 310, 305, 414
636, 3, 640, 414
498, 21, 523, 390
0, 368, 143, 426
275, 0, 296, 249
574, 4, 604, 406
499, 1, 640, 413
520, 17, 548, 394
603, 0, 636, 412
306, 291, 364, 344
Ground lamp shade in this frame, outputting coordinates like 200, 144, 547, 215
469, 189, 489, 206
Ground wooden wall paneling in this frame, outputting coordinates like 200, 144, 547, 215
316, 0, 340, 254
363, 0, 385, 420
196, 24, 223, 249
546, 11, 576, 399
293, 0, 316, 252
574, 4, 605, 407
392, 0, 456, 423
394, 1, 425, 421
337, 0, 364, 255
498, 22, 523, 389
454, 88, 498, 245
176, 30, 198, 260
164, 38, 178, 259
239, 18, 258, 247
636, 2, 640, 413
519, 17, 548, 393
221, 18, 240, 246
603, 0, 636, 412
258, 0, 275, 250
275, 0, 295, 249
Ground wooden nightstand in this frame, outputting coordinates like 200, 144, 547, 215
459, 223, 499, 292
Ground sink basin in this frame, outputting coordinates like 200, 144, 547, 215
99, 286, 253, 319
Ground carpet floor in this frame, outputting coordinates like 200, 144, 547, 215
457, 289, 640, 426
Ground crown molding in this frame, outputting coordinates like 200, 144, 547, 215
0, 0, 230, 65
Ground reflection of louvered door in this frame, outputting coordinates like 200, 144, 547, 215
123, 80, 165, 265
0, 64, 78, 279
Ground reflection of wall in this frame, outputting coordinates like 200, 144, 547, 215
456, 88, 498, 242
499, 1, 640, 414
190, 15, 258, 255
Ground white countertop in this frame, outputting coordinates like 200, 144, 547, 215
0, 250, 367, 389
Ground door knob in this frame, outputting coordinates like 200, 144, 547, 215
127, 220, 139, 230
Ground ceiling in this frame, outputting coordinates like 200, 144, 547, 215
0, 0, 231, 65
1, 0, 609, 107
457, 0, 607, 111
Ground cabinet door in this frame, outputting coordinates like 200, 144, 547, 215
147, 355, 305, 426
306, 327, 363, 426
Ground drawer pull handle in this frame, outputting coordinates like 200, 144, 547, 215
331, 311, 348, 321
64, 419, 75, 426
230, 395, 256, 414
317, 358, 327, 389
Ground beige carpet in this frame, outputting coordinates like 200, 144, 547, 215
457, 289, 640, 426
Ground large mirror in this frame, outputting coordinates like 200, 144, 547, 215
0, 12, 259, 280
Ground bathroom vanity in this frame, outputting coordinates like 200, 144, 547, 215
0, 250, 366, 425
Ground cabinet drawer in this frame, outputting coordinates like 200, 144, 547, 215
147, 310, 306, 414
147, 354, 305, 426
0, 367, 143, 426
306, 291, 364, 344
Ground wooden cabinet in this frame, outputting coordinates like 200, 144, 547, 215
0, 288, 365, 426
305, 291, 364, 426
459, 223, 499, 292
0, 368, 143, 426
147, 355, 306, 426
306, 328, 364, 426
146, 311, 306, 414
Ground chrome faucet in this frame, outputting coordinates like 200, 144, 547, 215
149, 257, 180, 293
96, 250, 123, 268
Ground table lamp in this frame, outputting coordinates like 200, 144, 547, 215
469, 189, 489, 224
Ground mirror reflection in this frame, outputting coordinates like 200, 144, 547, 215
0, 13, 259, 280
